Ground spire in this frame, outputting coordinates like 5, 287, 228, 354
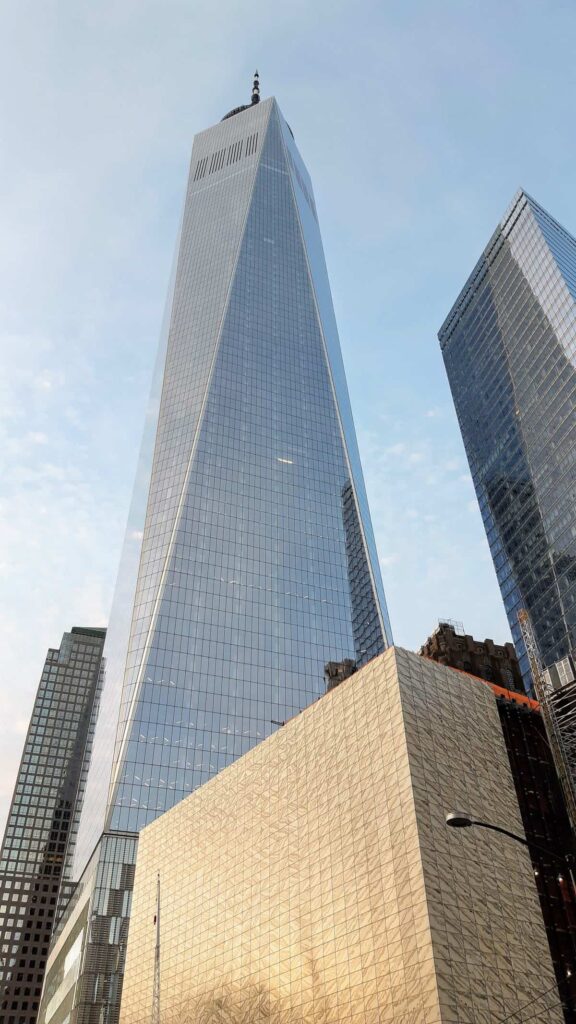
220, 70, 261, 122
251, 70, 260, 105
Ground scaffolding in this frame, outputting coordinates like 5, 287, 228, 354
518, 609, 576, 834
437, 618, 466, 637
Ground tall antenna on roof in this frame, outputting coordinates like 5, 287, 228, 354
251, 70, 260, 105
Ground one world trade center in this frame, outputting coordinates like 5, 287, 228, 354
39, 76, 391, 1024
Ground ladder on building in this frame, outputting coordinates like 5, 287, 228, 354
152, 873, 160, 1024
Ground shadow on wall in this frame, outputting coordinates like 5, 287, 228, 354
181, 954, 331, 1023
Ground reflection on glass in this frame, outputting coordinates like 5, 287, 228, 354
440, 190, 576, 690
47, 96, 392, 1024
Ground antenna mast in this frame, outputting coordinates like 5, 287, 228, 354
251, 69, 260, 104
152, 873, 160, 1024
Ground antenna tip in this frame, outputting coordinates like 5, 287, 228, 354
251, 70, 260, 105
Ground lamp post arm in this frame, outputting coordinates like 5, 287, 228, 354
447, 810, 576, 899
469, 819, 529, 846
470, 819, 573, 870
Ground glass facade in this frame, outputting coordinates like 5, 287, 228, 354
0, 627, 105, 1024
39, 834, 137, 1024
73, 94, 390, 868
40, 95, 391, 1024
439, 190, 576, 690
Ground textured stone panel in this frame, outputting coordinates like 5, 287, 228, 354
120, 648, 562, 1024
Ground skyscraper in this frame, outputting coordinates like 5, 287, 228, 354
0, 627, 105, 1024
38, 80, 391, 1024
439, 190, 576, 689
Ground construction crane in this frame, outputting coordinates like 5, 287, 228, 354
518, 608, 576, 833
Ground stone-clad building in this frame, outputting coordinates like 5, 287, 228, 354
421, 624, 576, 1020
117, 648, 561, 1024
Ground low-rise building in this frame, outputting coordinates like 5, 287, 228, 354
118, 648, 561, 1024
419, 619, 524, 690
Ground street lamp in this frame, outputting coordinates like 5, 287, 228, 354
446, 808, 576, 1016
445, 809, 576, 891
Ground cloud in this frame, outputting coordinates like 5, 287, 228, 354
380, 553, 400, 568
34, 370, 65, 392
357, 408, 511, 653
385, 442, 407, 456
1, 0, 573, 834
0, 322, 135, 832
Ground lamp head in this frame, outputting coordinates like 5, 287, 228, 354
446, 811, 474, 828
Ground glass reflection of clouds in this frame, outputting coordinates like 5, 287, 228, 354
440, 190, 576, 691
76, 96, 391, 855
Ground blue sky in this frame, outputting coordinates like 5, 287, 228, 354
1, 0, 576, 831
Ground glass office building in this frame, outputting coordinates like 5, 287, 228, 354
439, 190, 576, 689
0, 627, 105, 1024
39, 87, 391, 1024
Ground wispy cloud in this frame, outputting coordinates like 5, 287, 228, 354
358, 405, 511, 651
1, 0, 574, 835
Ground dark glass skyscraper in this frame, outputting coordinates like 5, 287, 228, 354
0, 627, 105, 1024
439, 190, 576, 689
38, 85, 391, 1024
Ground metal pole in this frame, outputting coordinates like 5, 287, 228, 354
458, 817, 576, 900
152, 872, 160, 1024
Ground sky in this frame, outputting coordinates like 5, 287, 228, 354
1, 0, 576, 833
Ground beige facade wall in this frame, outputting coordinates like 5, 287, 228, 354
120, 648, 562, 1024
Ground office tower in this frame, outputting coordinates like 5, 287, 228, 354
439, 190, 576, 690
421, 625, 576, 1019
118, 648, 562, 1024
498, 695, 576, 1021
38, 80, 391, 1024
419, 620, 524, 690
0, 627, 105, 1024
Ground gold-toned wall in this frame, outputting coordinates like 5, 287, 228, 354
120, 648, 562, 1024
